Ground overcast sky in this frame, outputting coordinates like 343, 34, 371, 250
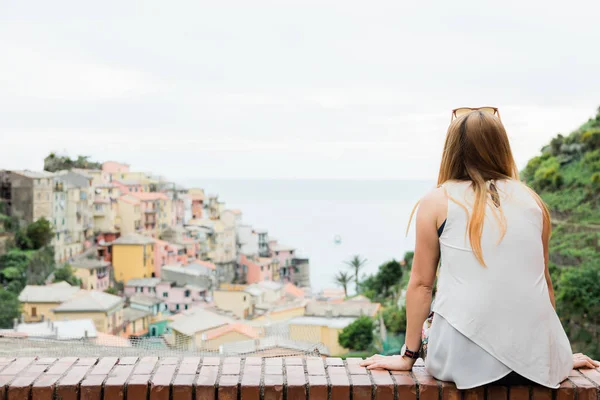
1, 1, 599, 181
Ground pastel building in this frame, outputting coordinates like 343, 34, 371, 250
111, 233, 155, 282
52, 291, 125, 334
187, 188, 205, 220
270, 242, 296, 283
124, 278, 161, 297
242, 255, 273, 284
18, 282, 81, 323
117, 195, 142, 234
71, 258, 111, 291
102, 161, 130, 175
129, 192, 170, 236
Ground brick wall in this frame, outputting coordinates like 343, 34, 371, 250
0, 356, 598, 399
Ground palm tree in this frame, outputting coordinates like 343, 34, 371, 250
334, 271, 352, 298
345, 255, 367, 295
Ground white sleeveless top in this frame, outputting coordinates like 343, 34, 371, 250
425, 179, 572, 389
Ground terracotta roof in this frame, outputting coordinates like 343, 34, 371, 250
203, 323, 258, 340
118, 195, 140, 205
284, 283, 305, 298
130, 192, 169, 201
189, 259, 216, 270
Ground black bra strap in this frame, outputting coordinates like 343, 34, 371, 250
437, 219, 447, 237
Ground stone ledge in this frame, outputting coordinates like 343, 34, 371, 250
0, 356, 597, 399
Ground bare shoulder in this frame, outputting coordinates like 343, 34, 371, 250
417, 186, 447, 226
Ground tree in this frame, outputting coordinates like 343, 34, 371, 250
345, 255, 367, 295
53, 265, 81, 287
334, 271, 352, 297
25, 218, 53, 250
360, 259, 404, 303
0, 289, 20, 329
382, 305, 407, 334
104, 287, 118, 295
338, 316, 374, 351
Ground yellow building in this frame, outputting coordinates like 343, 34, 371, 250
201, 323, 259, 351
122, 307, 152, 337
117, 195, 142, 234
71, 259, 111, 291
252, 304, 306, 323
288, 316, 357, 356
111, 233, 155, 283
213, 289, 253, 319
53, 290, 124, 334
18, 282, 81, 322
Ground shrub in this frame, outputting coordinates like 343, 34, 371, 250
338, 316, 374, 351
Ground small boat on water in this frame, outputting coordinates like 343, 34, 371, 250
334, 235, 342, 245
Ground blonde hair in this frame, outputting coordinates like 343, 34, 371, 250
408, 110, 551, 266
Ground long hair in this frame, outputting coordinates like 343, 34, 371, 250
408, 110, 551, 266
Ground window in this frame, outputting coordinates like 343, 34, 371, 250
136, 287, 142, 293
31, 307, 37, 317
184, 290, 190, 297
243, 295, 246, 301
185, 304, 188, 310
261, 266, 264, 272
163, 292, 168, 298
176, 304, 180, 310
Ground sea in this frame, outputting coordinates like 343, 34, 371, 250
185, 179, 436, 294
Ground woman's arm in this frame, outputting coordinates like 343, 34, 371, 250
542, 215, 556, 309
404, 191, 441, 353
361, 188, 444, 370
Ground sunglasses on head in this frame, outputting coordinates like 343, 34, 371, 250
451, 107, 500, 122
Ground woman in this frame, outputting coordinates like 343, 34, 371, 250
360, 107, 599, 389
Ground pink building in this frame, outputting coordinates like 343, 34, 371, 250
114, 180, 144, 194
154, 240, 180, 278
102, 161, 130, 174
243, 255, 273, 284
155, 281, 206, 312
124, 277, 161, 297
270, 242, 296, 282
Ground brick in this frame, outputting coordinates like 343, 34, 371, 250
241, 365, 261, 400
328, 366, 347, 375
218, 374, 238, 400
202, 357, 222, 366
36, 358, 57, 365
306, 358, 325, 375
104, 365, 134, 399
487, 386, 508, 400
6, 364, 48, 399
442, 381, 461, 400
195, 366, 218, 400
222, 362, 240, 375
264, 374, 284, 400
31, 375, 61, 400
532, 385, 552, 400
568, 376, 597, 400
351, 373, 372, 400
265, 358, 282, 366
223, 357, 241, 364
45, 357, 77, 375
347, 361, 367, 375
76, 357, 98, 366
509, 386, 530, 400
286, 365, 306, 399
244, 357, 262, 366
371, 369, 394, 400
118, 356, 138, 365
89, 357, 118, 375
133, 356, 158, 374
308, 375, 328, 399
150, 364, 176, 400
1, 357, 36, 375
580, 368, 600, 386
80, 374, 105, 400
464, 386, 485, 400
326, 357, 344, 366
413, 367, 439, 400
160, 356, 179, 365
329, 372, 350, 400
127, 374, 151, 400
265, 365, 282, 375
56, 365, 92, 400
392, 373, 416, 400
172, 374, 195, 400
177, 358, 200, 375
285, 357, 303, 365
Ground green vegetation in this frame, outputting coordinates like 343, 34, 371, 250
345, 255, 367, 295
44, 153, 102, 172
104, 286, 118, 295
0, 289, 20, 328
522, 106, 600, 358
382, 305, 407, 334
338, 316, 375, 351
53, 264, 81, 287
333, 270, 352, 297
360, 259, 406, 304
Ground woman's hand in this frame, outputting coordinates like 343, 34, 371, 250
573, 353, 600, 369
360, 355, 416, 371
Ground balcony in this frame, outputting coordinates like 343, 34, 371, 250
0, 356, 594, 399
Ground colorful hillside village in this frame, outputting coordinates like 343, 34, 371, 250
0, 162, 381, 357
